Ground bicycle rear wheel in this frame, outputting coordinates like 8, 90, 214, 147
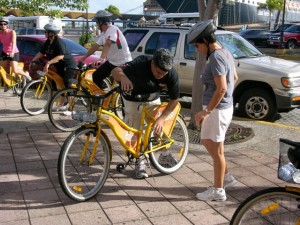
149, 115, 189, 174
13, 76, 26, 96
48, 88, 92, 132
58, 127, 111, 202
21, 79, 52, 115
230, 187, 300, 225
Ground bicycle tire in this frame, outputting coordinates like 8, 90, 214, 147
48, 88, 92, 132
58, 126, 111, 202
149, 116, 189, 174
20, 79, 52, 115
113, 92, 125, 120
230, 187, 300, 225
13, 76, 26, 96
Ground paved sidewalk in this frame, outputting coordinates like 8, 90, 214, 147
0, 89, 300, 225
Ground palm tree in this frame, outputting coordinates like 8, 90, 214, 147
257, 0, 284, 30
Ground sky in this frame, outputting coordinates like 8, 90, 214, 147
88, 0, 146, 14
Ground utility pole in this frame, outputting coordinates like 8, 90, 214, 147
85, 0, 89, 44
280, 0, 286, 48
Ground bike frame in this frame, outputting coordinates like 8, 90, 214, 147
77, 93, 180, 160
0, 62, 23, 88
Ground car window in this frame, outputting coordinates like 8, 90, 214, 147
36, 30, 45, 35
184, 36, 196, 60
217, 33, 263, 58
17, 39, 42, 56
145, 32, 179, 55
123, 30, 148, 51
18, 28, 26, 35
63, 38, 87, 55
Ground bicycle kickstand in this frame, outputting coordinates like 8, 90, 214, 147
116, 154, 134, 173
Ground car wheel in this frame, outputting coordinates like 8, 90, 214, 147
286, 40, 297, 49
239, 88, 277, 121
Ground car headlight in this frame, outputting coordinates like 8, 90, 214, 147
281, 77, 300, 88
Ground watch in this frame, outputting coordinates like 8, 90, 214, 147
204, 108, 211, 114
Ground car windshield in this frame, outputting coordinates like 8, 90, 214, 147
285, 25, 300, 33
63, 38, 88, 55
216, 33, 263, 59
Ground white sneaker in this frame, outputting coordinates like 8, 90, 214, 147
135, 159, 148, 179
158, 151, 177, 167
196, 186, 227, 201
24, 71, 32, 82
62, 110, 76, 116
224, 173, 237, 189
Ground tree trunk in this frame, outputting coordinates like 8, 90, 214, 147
189, 0, 221, 128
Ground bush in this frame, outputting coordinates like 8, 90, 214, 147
79, 32, 95, 46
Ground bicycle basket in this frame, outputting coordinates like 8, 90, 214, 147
278, 138, 300, 183
145, 102, 181, 136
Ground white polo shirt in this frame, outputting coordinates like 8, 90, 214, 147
96, 25, 132, 66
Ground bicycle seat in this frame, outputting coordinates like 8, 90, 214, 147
280, 138, 300, 147
280, 138, 300, 169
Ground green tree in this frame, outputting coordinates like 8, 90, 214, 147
257, 0, 283, 30
189, 0, 222, 128
0, 0, 88, 18
106, 5, 121, 17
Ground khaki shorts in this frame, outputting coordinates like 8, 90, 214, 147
200, 106, 233, 142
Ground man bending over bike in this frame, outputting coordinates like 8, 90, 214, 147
0, 17, 32, 83
112, 48, 180, 179
79, 9, 132, 89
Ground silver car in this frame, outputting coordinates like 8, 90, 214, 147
123, 27, 300, 121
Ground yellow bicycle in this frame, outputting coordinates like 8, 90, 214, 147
230, 139, 300, 225
57, 86, 189, 202
20, 61, 112, 116
0, 56, 27, 95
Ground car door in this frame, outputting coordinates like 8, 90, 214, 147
17, 38, 43, 71
175, 33, 196, 95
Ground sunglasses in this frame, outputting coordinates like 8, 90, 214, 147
0, 23, 7, 26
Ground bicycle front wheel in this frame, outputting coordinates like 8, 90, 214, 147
21, 79, 52, 115
58, 127, 111, 202
230, 187, 300, 225
48, 88, 92, 132
149, 115, 189, 174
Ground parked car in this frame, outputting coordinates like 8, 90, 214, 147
123, 26, 300, 121
269, 24, 300, 49
13, 35, 99, 79
239, 29, 271, 47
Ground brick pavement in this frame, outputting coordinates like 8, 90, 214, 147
0, 89, 300, 225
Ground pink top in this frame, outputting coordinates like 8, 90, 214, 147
0, 29, 19, 54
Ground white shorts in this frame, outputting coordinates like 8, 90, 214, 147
200, 106, 233, 142
122, 97, 161, 129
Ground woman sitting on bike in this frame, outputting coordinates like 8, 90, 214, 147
30, 22, 76, 89
0, 17, 32, 82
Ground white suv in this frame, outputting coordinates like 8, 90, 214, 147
123, 26, 300, 121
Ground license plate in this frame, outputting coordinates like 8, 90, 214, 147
270, 41, 274, 44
